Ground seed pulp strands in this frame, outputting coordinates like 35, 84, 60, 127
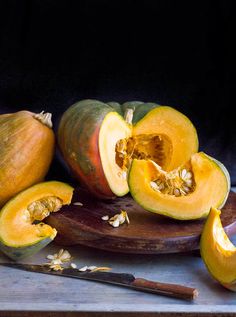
27, 196, 63, 221
150, 163, 194, 197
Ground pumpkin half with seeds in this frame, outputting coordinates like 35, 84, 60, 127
0, 110, 55, 206
128, 152, 230, 220
0, 181, 74, 260
58, 99, 198, 199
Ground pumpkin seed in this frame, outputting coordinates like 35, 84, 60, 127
111, 218, 120, 228
150, 165, 195, 197
73, 202, 83, 206
87, 265, 97, 271
89, 266, 112, 272
101, 215, 109, 221
71, 263, 77, 269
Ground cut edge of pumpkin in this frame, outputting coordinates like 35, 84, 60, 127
99, 112, 131, 196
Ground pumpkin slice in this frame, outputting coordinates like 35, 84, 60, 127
128, 152, 230, 220
58, 100, 199, 198
200, 207, 236, 291
0, 181, 74, 260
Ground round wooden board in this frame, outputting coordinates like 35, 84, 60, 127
47, 189, 236, 254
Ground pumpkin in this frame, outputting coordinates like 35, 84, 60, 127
0, 110, 55, 206
0, 181, 74, 260
128, 152, 230, 220
200, 207, 236, 291
58, 99, 198, 199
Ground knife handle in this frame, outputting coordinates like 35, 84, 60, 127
131, 278, 198, 300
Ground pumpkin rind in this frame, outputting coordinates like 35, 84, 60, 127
0, 181, 74, 260
0, 238, 53, 261
0, 111, 55, 206
58, 100, 115, 199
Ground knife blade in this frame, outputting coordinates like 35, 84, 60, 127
0, 262, 198, 300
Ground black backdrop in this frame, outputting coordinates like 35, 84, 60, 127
0, 0, 235, 184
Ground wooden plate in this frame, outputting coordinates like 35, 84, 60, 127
47, 189, 236, 254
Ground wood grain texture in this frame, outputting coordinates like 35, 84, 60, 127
46, 190, 236, 254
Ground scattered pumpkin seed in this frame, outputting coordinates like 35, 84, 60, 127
73, 202, 83, 206
79, 266, 88, 272
101, 215, 109, 221
106, 210, 130, 228
89, 266, 112, 273
71, 263, 77, 269
87, 265, 97, 271
45, 249, 72, 271
111, 218, 120, 228
46, 254, 55, 260
49, 264, 63, 271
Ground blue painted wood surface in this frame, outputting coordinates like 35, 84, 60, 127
0, 189, 235, 314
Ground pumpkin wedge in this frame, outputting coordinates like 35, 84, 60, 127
0, 110, 55, 206
0, 181, 73, 260
200, 207, 236, 291
58, 100, 198, 199
128, 152, 230, 220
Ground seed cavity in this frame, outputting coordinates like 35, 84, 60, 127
115, 134, 173, 177
28, 196, 63, 221
149, 164, 195, 197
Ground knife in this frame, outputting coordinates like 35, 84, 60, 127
0, 262, 198, 300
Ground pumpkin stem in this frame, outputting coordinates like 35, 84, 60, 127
124, 108, 134, 125
34, 111, 53, 128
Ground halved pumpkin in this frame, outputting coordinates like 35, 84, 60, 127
200, 207, 236, 291
0, 181, 74, 260
128, 152, 230, 220
58, 100, 198, 199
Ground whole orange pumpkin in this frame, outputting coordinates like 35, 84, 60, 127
0, 110, 55, 206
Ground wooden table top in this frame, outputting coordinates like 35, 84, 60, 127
0, 188, 236, 316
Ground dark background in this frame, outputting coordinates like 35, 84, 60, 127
0, 0, 235, 184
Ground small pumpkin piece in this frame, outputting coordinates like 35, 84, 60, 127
0, 181, 74, 260
200, 207, 236, 291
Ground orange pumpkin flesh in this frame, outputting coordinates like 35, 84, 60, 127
58, 100, 198, 198
0, 111, 55, 206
